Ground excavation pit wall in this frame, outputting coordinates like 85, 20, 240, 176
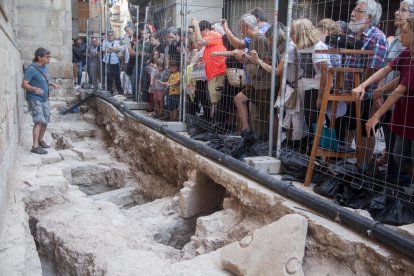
91, 97, 414, 274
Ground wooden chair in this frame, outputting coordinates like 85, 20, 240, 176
304, 49, 373, 186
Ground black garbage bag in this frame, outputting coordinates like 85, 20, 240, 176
186, 116, 202, 136
335, 184, 373, 210
191, 131, 218, 142
280, 148, 308, 179
368, 194, 414, 226
314, 177, 346, 198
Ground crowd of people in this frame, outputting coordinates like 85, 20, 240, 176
69, 0, 414, 182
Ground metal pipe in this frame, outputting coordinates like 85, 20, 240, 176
138, 6, 149, 102
276, 0, 294, 158
267, 0, 280, 156
134, 5, 140, 102
94, 91, 414, 260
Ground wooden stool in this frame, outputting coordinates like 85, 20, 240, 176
304, 49, 373, 186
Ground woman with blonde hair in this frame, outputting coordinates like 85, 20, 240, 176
290, 18, 330, 149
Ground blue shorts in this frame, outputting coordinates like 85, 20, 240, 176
27, 99, 50, 124
166, 94, 179, 111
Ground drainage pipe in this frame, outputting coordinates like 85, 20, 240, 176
95, 92, 414, 260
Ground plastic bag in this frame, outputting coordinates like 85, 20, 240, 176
314, 177, 345, 198
368, 194, 414, 226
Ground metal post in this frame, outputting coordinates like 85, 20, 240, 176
99, 8, 103, 90
267, 0, 280, 156
179, 0, 185, 122
134, 5, 140, 101
85, 19, 89, 87
138, 6, 149, 102
181, 0, 189, 123
104, 3, 109, 92
276, 0, 294, 158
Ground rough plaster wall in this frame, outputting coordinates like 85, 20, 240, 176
0, 0, 24, 239
14, 0, 73, 92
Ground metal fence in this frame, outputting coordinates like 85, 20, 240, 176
92, 0, 414, 225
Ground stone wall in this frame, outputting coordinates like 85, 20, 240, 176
0, 0, 25, 238
14, 0, 73, 92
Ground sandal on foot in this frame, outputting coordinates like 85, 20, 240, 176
38, 141, 50, 148
31, 146, 48, 155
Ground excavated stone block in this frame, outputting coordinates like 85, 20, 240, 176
179, 180, 223, 218
40, 149, 63, 165
123, 101, 149, 110
24, 176, 69, 210
57, 149, 81, 161
83, 111, 97, 124
71, 148, 98, 161
89, 186, 147, 208
221, 214, 308, 276
243, 156, 281, 175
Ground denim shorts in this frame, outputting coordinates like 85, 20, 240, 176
27, 99, 50, 124
166, 94, 180, 111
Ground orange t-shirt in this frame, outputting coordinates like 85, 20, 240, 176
202, 31, 227, 80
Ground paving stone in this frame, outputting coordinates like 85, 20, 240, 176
221, 214, 308, 276
40, 149, 63, 165
243, 156, 282, 175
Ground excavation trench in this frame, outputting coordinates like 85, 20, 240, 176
19, 98, 414, 275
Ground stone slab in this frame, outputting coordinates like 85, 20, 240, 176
89, 186, 147, 208
40, 149, 63, 165
221, 214, 308, 276
243, 156, 282, 175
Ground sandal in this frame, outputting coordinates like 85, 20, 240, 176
31, 146, 48, 155
38, 141, 50, 148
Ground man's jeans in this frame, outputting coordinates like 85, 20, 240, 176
77, 60, 85, 85
107, 63, 124, 94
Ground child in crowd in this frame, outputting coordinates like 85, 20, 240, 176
152, 58, 169, 118
161, 61, 180, 121
147, 52, 159, 115
353, 17, 414, 178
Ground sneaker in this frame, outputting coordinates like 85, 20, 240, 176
31, 146, 47, 155
38, 141, 50, 148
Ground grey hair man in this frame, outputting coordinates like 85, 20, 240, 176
347, 0, 387, 169
231, 14, 272, 150
221, 10, 269, 49
102, 30, 124, 94
21, 48, 62, 154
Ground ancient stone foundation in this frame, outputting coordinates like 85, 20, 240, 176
1, 95, 414, 275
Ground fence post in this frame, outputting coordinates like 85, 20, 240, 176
276, 0, 294, 158
134, 5, 140, 101
268, 0, 280, 156
138, 6, 149, 102
99, 9, 103, 90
